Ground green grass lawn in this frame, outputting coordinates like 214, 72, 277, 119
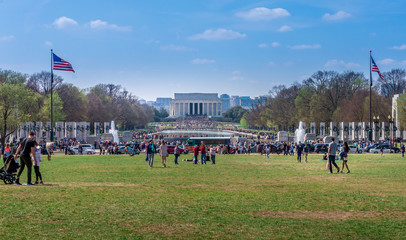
1, 153, 405, 239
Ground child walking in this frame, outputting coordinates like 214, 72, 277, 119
34, 143, 43, 184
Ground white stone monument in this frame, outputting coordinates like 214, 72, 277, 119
94, 122, 100, 136
330, 122, 338, 137
319, 122, 326, 138
310, 122, 316, 134
55, 122, 64, 140
104, 122, 110, 134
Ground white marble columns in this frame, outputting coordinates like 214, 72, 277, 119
170, 100, 222, 116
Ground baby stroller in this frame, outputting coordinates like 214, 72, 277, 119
0, 155, 19, 184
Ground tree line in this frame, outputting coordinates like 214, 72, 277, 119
242, 69, 406, 132
0, 69, 155, 144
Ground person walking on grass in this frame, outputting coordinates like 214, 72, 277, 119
340, 141, 350, 174
265, 144, 270, 158
296, 141, 303, 163
303, 142, 309, 163
401, 144, 405, 158
146, 140, 156, 168
210, 144, 216, 164
160, 140, 168, 167
380, 146, 384, 157
193, 144, 199, 164
200, 141, 207, 165
14, 131, 37, 185
174, 144, 180, 165
33, 143, 43, 184
327, 137, 340, 174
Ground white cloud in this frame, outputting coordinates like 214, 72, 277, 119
271, 42, 281, 47
378, 58, 395, 65
325, 59, 360, 68
289, 44, 321, 50
44, 41, 53, 46
229, 76, 244, 81
160, 44, 193, 51
258, 43, 268, 48
277, 25, 293, 32
323, 11, 351, 21
235, 7, 290, 21
89, 19, 131, 31
268, 61, 275, 66
232, 70, 241, 75
391, 44, 406, 50
189, 28, 246, 40
53, 16, 78, 29
401, 60, 406, 66
0, 35, 14, 41
192, 58, 216, 64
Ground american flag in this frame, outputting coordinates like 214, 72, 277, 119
53, 53, 75, 72
371, 56, 384, 80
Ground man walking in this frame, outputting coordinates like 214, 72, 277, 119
146, 140, 156, 168
327, 138, 340, 174
14, 131, 37, 185
296, 141, 303, 163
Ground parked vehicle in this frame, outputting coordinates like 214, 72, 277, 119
314, 144, 329, 153
167, 145, 187, 154
81, 144, 96, 154
369, 145, 394, 153
349, 146, 363, 153
117, 146, 140, 155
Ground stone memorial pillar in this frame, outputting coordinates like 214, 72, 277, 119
373, 122, 379, 141
350, 122, 356, 140
330, 122, 337, 136
55, 122, 64, 140
339, 122, 348, 142
94, 122, 100, 136
319, 122, 326, 138
310, 122, 316, 134
85, 122, 91, 141
35, 122, 43, 139
104, 122, 110, 134
45, 122, 51, 141
381, 122, 388, 140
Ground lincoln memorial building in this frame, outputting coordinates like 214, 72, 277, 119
169, 93, 223, 117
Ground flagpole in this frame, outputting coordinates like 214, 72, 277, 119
50, 49, 54, 142
369, 50, 372, 142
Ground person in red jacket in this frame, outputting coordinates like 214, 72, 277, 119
193, 144, 199, 164
200, 141, 207, 164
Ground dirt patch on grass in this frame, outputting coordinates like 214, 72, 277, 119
250, 210, 406, 221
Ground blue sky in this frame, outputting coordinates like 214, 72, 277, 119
1, 0, 406, 101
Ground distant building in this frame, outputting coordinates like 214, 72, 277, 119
138, 99, 146, 104
220, 94, 230, 112
230, 95, 239, 107
169, 93, 222, 117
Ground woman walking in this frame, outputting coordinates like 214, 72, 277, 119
160, 140, 168, 167
340, 142, 350, 173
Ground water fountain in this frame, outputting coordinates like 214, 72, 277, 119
109, 121, 120, 143
294, 121, 306, 143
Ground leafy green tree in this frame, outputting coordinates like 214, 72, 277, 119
57, 84, 88, 121
223, 106, 248, 122
40, 92, 65, 122
0, 70, 41, 145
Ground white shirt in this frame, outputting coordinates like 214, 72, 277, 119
34, 149, 42, 166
